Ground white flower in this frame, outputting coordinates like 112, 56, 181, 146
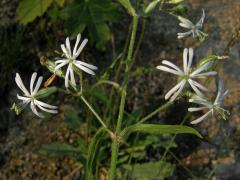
177, 9, 207, 39
156, 48, 217, 101
14, 72, 58, 118
55, 33, 98, 88
188, 80, 229, 124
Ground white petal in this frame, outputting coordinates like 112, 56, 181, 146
188, 79, 208, 91
188, 107, 207, 112
66, 37, 72, 57
189, 98, 210, 106
177, 31, 192, 39
55, 61, 68, 71
15, 73, 30, 96
32, 76, 43, 96
190, 62, 211, 76
55, 59, 68, 64
61, 44, 70, 58
17, 94, 30, 102
35, 99, 58, 109
156, 66, 183, 76
190, 110, 212, 124
170, 79, 186, 101
165, 81, 183, 100
73, 33, 81, 55
183, 48, 188, 74
36, 103, 58, 114
65, 64, 71, 88
162, 60, 183, 74
187, 48, 193, 73
73, 39, 88, 58
188, 79, 204, 97
30, 101, 44, 118
178, 16, 194, 28
74, 63, 96, 75
74, 60, 98, 70
69, 64, 76, 87
30, 72, 37, 94
196, 9, 205, 28
192, 71, 217, 78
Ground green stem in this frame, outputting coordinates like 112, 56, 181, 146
138, 101, 173, 124
80, 96, 111, 134
109, 15, 139, 180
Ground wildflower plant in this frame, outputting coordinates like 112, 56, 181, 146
11, 0, 230, 179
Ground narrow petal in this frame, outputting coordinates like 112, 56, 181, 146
156, 66, 183, 76
17, 94, 31, 102
188, 79, 208, 91
36, 103, 58, 114
55, 59, 68, 64
192, 71, 217, 78
162, 60, 183, 74
188, 107, 207, 112
69, 64, 76, 87
178, 16, 194, 28
32, 76, 43, 96
170, 79, 186, 101
74, 39, 88, 58
190, 110, 212, 124
189, 98, 210, 106
55, 61, 68, 71
15, 73, 30, 96
177, 31, 192, 39
74, 60, 98, 70
187, 48, 194, 73
165, 81, 183, 100
65, 64, 71, 88
190, 62, 211, 76
30, 72, 37, 94
30, 101, 44, 118
35, 99, 58, 109
196, 9, 205, 28
61, 44, 70, 58
73, 33, 81, 56
74, 63, 96, 75
66, 37, 72, 57
188, 79, 204, 97
183, 48, 188, 74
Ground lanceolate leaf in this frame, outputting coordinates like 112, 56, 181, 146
86, 128, 108, 179
17, 0, 53, 25
33, 142, 80, 157
121, 124, 202, 139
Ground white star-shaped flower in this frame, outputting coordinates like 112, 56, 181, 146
156, 48, 217, 101
55, 33, 98, 88
177, 9, 207, 39
188, 80, 229, 124
15, 72, 58, 118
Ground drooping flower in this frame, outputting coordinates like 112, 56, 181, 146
14, 72, 58, 118
177, 9, 207, 39
188, 80, 229, 124
55, 33, 98, 88
156, 48, 217, 101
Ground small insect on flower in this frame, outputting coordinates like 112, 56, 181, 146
13, 72, 58, 118
188, 80, 230, 124
156, 48, 217, 101
177, 9, 207, 40
55, 33, 98, 88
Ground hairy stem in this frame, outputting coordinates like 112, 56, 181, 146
109, 15, 139, 180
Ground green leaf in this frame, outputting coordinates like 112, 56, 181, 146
34, 142, 80, 157
132, 161, 174, 179
17, 0, 53, 25
118, 0, 136, 16
144, 0, 160, 14
121, 124, 202, 139
64, 112, 81, 129
86, 128, 108, 179
61, 0, 122, 50
55, 0, 65, 7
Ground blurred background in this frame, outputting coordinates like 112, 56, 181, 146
0, 0, 240, 179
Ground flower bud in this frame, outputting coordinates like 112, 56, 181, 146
144, 0, 160, 14
40, 57, 64, 77
35, 86, 58, 99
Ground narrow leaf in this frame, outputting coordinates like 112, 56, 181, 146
121, 124, 202, 138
